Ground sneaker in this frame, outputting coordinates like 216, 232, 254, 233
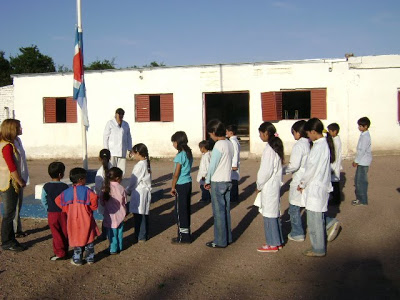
288, 233, 305, 242
70, 258, 83, 266
327, 221, 341, 242
205, 241, 226, 248
257, 245, 279, 253
303, 249, 325, 257
352, 200, 367, 206
50, 255, 66, 261
3, 244, 27, 252
263, 243, 283, 250
171, 237, 192, 245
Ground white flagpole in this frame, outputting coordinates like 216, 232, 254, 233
77, 0, 88, 170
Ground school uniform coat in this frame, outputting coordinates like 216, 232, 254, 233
196, 151, 211, 184
229, 135, 240, 181
126, 160, 152, 215
103, 119, 132, 158
331, 136, 342, 182
94, 162, 113, 215
284, 137, 310, 207
100, 182, 127, 229
254, 143, 282, 218
299, 137, 333, 213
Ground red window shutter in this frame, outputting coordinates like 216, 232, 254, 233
135, 95, 150, 122
311, 89, 327, 119
43, 97, 56, 123
66, 97, 77, 123
160, 94, 174, 122
261, 92, 282, 121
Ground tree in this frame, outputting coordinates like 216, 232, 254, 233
10, 45, 55, 74
142, 61, 166, 68
85, 59, 116, 70
0, 51, 12, 87
57, 64, 72, 73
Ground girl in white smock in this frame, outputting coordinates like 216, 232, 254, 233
126, 143, 152, 242
255, 122, 284, 253
284, 120, 310, 242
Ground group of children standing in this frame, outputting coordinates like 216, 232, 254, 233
40, 116, 372, 263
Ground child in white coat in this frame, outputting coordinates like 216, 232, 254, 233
327, 123, 342, 205
197, 140, 211, 202
226, 124, 240, 202
298, 118, 340, 257
126, 143, 152, 242
284, 120, 310, 242
255, 122, 284, 253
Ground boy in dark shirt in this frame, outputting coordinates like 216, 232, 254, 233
40, 162, 69, 260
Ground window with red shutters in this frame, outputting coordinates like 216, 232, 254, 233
135, 93, 174, 122
43, 97, 77, 123
261, 92, 282, 121
310, 88, 327, 119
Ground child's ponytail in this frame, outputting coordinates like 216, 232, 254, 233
258, 122, 284, 163
304, 118, 336, 163
171, 131, 193, 160
102, 167, 123, 202
325, 132, 336, 163
99, 149, 111, 175
132, 143, 152, 173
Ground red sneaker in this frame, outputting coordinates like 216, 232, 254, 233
262, 243, 283, 250
257, 245, 279, 253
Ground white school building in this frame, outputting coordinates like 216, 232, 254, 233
5, 54, 400, 159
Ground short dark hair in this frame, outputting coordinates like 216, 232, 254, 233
207, 119, 225, 137
115, 108, 125, 115
327, 123, 340, 133
48, 162, 65, 179
357, 117, 371, 128
198, 140, 210, 150
69, 167, 87, 184
226, 124, 237, 135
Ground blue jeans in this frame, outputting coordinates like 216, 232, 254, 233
1, 183, 19, 249
107, 223, 124, 253
355, 165, 369, 204
134, 214, 148, 241
288, 204, 305, 239
73, 242, 95, 263
306, 210, 326, 254
200, 184, 211, 201
211, 181, 232, 247
263, 217, 283, 246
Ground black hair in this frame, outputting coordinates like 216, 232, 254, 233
207, 119, 226, 137
304, 118, 336, 163
69, 167, 87, 184
198, 140, 210, 150
357, 117, 371, 128
327, 123, 340, 133
291, 120, 308, 138
258, 122, 284, 163
115, 108, 125, 115
171, 131, 193, 160
102, 167, 123, 201
48, 161, 65, 179
132, 143, 151, 173
99, 148, 111, 175
226, 124, 238, 135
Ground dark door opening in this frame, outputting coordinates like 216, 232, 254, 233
204, 92, 250, 151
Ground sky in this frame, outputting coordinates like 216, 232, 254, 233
1, 0, 399, 69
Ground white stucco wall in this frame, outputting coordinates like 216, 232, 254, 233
11, 55, 400, 159
0, 85, 14, 122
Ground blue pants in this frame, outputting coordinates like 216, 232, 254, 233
134, 214, 149, 241
1, 183, 19, 249
107, 222, 124, 253
210, 181, 232, 247
73, 242, 95, 263
263, 217, 283, 246
306, 210, 326, 254
200, 184, 211, 201
175, 182, 192, 242
355, 165, 369, 204
230, 180, 239, 202
288, 204, 305, 239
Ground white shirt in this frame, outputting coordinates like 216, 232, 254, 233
331, 135, 342, 182
355, 131, 372, 166
197, 151, 211, 184
14, 137, 29, 185
254, 143, 282, 218
229, 136, 240, 181
284, 137, 310, 206
299, 137, 332, 213
126, 160, 152, 215
103, 119, 132, 158
206, 139, 233, 183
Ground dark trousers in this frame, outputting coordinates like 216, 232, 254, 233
1, 184, 19, 249
48, 212, 68, 257
134, 213, 149, 241
329, 182, 341, 205
200, 184, 211, 201
230, 180, 239, 202
175, 182, 192, 242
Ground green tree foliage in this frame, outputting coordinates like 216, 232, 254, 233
57, 64, 72, 73
85, 59, 116, 70
10, 45, 55, 74
0, 51, 12, 87
142, 61, 166, 68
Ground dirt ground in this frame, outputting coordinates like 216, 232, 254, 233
1, 155, 400, 299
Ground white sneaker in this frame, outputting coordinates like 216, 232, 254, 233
327, 221, 341, 242
288, 233, 305, 242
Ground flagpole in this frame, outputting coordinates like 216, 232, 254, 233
77, 0, 88, 170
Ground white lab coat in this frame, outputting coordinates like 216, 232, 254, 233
14, 137, 29, 185
254, 143, 282, 218
126, 160, 152, 215
284, 137, 310, 207
229, 136, 240, 181
103, 119, 132, 157
196, 151, 211, 184
94, 163, 113, 214
331, 135, 342, 182
299, 137, 333, 213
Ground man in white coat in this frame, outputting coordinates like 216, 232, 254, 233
103, 108, 132, 175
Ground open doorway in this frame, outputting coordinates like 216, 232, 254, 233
204, 92, 250, 151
